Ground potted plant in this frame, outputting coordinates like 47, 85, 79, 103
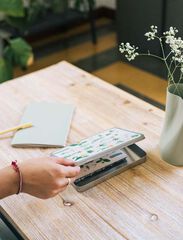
0, 0, 95, 83
0, 0, 34, 83
119, 25, 183, 166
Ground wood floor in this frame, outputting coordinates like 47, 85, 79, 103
14, 18, 167, 107
94, 62, 167, 105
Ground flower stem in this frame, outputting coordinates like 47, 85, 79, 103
159, 37, 181, 96
165, 51, 173, 61
139, 53, 164, 61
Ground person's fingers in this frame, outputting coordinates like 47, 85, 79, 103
59, 165, 80, 178
59, 186, 67, 193
58, 178, 69, 188
51, 157, 75, 166
58, 177, 76, 189
57, 158, 76, 166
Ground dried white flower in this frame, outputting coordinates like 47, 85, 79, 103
119, 42, 139, 61
144, 25, 158, 40
165, 34, 183, 63
163, 27, 178, 37
119, 25, 183, 89
172, 55, 183, 63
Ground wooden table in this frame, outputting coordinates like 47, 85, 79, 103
0, 61, 183, 240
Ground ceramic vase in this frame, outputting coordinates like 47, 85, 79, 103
159, 84, 183, 166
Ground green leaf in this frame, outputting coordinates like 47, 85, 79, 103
8, 38, 33, 68
7, 1, 44, 31
0, 0, 24, 17
0, 58, 13, 83
3, 46, 14, 63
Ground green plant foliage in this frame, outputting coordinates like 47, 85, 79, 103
3, 46, 14, 64
74, 0, 95, 9
0, 0, 90, 83
0, 58, 13, 83
8, 38, 33, 68
0, 0, 24, 17
7, 1, 45, 31
0, 38, 33, 82
51, 0, 68, 13
0, 0, 34, 82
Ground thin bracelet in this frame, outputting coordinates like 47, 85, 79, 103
11, 160, 23, 194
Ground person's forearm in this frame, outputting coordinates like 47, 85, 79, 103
0, 157, 80, 200
0, 166, 18, 199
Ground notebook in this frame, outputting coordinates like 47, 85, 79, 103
11, 102, 75, 147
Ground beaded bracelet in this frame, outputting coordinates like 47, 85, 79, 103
11, 160, 23, 194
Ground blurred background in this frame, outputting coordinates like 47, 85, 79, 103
1, 0, 183, 238
1, 0, 182, 112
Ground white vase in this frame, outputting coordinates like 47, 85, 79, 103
159, 84, 183, 166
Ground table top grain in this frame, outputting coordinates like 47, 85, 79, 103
0, 61, 183, 240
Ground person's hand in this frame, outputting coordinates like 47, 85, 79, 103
19, 157, 80, 199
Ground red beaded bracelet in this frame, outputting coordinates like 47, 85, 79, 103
11, 160, 23, 194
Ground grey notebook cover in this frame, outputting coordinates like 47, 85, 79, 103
11, 102, 75, 147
